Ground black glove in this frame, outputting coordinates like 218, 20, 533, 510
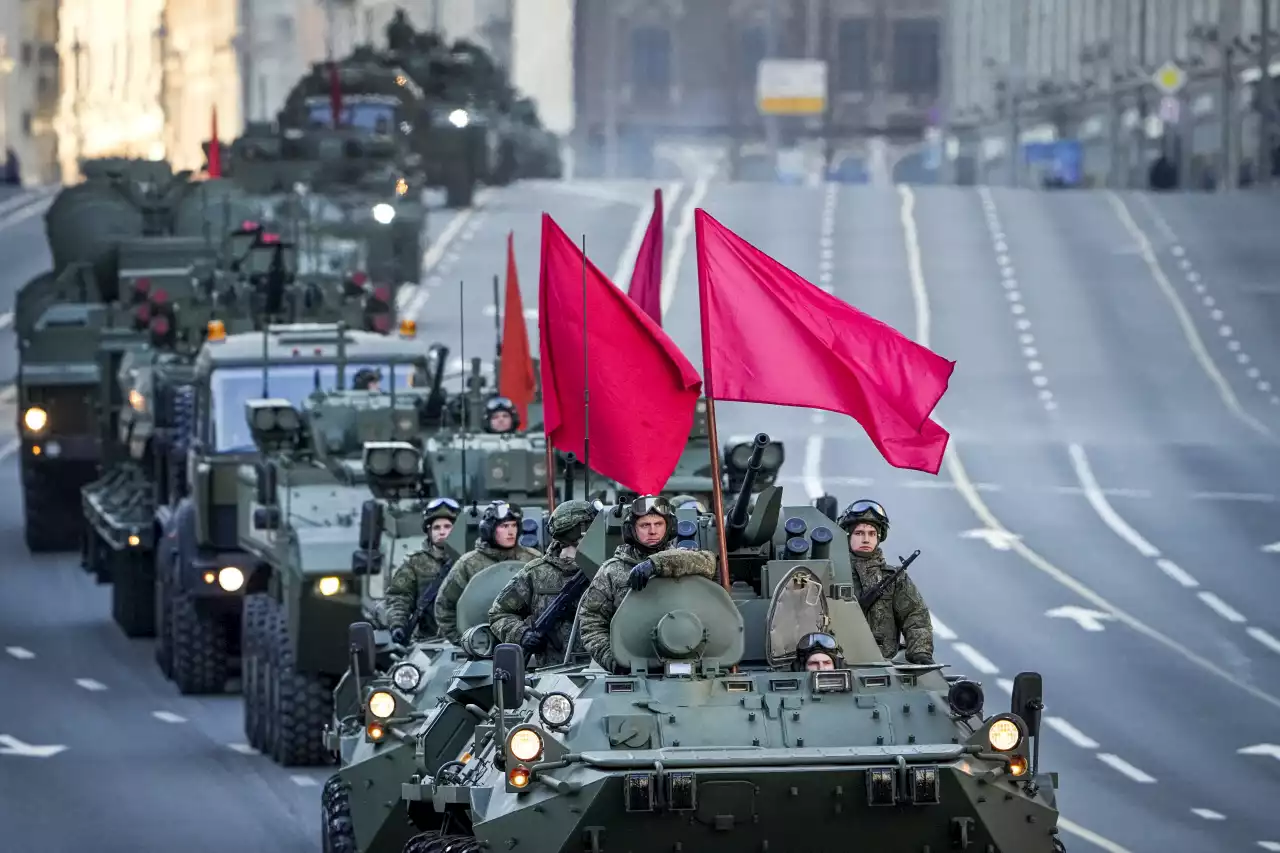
391, 626, 409, 645
628, 559, 656, 591
905, 652, 935, 665
610, 661, 630, 675
520, 628, 546, 655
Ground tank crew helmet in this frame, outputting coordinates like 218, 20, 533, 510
622, 495, 677, 554
484, 395, 519, 433
420, 496, 460, 534
546, 500, 598, 547
793, 632, 844, 671
837, 499, 888, 542
478, 500, 523, 546
353, 367, 382, 390
669, 493, 708, 513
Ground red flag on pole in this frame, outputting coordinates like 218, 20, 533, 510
328, 62, 343, 127
694, 209, 954, 474
498, 232, 536, 429
627, 188, 664, 325
207, 106, 222, 178
538, 214, 702, 494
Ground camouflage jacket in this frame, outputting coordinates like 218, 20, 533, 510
488, 547, 587, 667
850, 548, 933, 660
578, 545, 718, 673
434, 542, 541, 643
381, 545, 451, 640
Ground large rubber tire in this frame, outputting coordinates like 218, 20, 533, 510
154, 557, 174, 679
268, 608, 333, 766
321, 776, 357, 853
111, 550, 156, 638
404, 833, 481, 853
22, 470, 67, 553
242, 594, 271, 751
170, 590, 230, 695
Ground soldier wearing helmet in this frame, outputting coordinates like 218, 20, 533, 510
382, 497, 460, 643
839, 499, 934, 664
353, 367, 382, 391
577, 495, 718, 673
434, 500, 540, 642
488, 500, 598, 666
793, 632, 843, 671
484, 396, 519, 433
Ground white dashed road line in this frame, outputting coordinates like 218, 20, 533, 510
5, 646, 35, 660
1044, 717, 1100, 750
950, 642, 999, 675
1096, 753, 1157, 783
227, 743, 259, 756
1190, 808, 1226, 821
290, 775, 319, 787
817, 183, 837, 292
151, 711, 187, 724
1258, 842, 1280, 851
74, 679, 107, 691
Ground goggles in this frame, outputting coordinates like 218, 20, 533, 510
489, 501, 522, 521
796, 632, 842, 655
425, 497, 460, 511
486, 396, 515, 412
629, 495, 673, 518
845, 500, 887, 522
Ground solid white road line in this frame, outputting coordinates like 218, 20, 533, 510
659, 176, 710, 319
1067, 444, 1161, 558
611, 181, 683, 288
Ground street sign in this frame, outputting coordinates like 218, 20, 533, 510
1153, 61, 1186, 95
757, 59, 827, 115
1157, 95, 1181, 123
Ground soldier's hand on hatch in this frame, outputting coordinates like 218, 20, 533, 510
519, 628, 545, 655
391, 627, 409, 646
628, 560, 656, 591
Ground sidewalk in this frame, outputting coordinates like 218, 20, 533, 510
0, 186, 59, 231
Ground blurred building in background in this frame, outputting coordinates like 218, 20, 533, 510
943, 0, 1280, 190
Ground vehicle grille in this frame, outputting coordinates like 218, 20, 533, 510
25, 384, 97, 436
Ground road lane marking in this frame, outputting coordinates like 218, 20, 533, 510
290, 775, 320, 786
5, 646, 34, 659
1096, 753, 1156, 783
1247, 627, 1280, 655
228, 743, 259, 755
1190, 808, 1225, 820
1197, 591, 1247, 623
951, 643, 999, 674
1045, 717, 1100, 749
74, 679, 107, 691
152, 711, 187, 723
930, 616, 957, 641
611, 181, 683, 288
1067, 444, 1160, 557
659, 175, 710, 318
801, 435, 824, 500
1155, 558, 1199, 588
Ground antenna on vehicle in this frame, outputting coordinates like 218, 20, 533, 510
260, 322, 270, 398
580, 234, 590, 501
458, 279, 469, 502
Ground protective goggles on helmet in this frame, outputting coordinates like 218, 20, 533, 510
628, 495, 673, 518
795, 632, 842, 655
425, 497, 460, 511
489, 501, 522, 521
486, 396, 516, 412
846, 500, 887, 521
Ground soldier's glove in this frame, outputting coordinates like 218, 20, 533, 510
905, 652, 935, 665
628, 559, 656, 591
390, 627, 409, 646
519, 628, 546, 656
610, 661, 630, 675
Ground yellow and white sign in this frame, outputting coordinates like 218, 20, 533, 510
757, 59, 827, 115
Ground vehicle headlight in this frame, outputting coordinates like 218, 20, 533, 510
538, 692, 574, 728
23, 407, 48, 432
460, 625, 495, 659
391, 663, 421, 691
372, 203, 395, 224
448, 108, 469, 128
392, 448, 418, 475
508, 729, 543, 762
217, 567, 244, 592
367, 690, 396, 719
316, 576, 343, 596
987, 715, 1026, 752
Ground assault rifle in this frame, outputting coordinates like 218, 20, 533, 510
858, 549, 921, 611
522, 570, 590, 661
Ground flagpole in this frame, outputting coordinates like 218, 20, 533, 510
581, 234, 590, 500
458, 279, 469, 503
492, 273, 501, 359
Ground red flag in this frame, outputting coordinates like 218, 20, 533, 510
499, 232, 535, 429
627, 188, 663, 325
328, 62, 343, 127
208, 106, 222, 178
694, 210, 954, 474
538, 214, 702, 494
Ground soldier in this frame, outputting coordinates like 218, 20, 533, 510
793, 632, 842, 671
488, 500, 598, 666
434, 501, 540, 642
484, 396, 519, 433
577, 495, 719, 673
381, 497, 460, 643
838, 499, 934, 664
353, 367, 382, 392
386, 8, 414, 52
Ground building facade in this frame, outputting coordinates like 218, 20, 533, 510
944, 0, 1280, 189
571, 0, 943, 177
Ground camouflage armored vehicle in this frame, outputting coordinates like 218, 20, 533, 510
17, 160, 260, 552
150, 323, 429, 694
360, 436, 1064, 853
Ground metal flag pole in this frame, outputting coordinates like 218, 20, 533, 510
458, 279, 469, 502
581, 234, 590, 500
492, 273, 501, 358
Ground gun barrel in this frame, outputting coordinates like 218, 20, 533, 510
725, 432, 770, 549
562, 452, 576, 500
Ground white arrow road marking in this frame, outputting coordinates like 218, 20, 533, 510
0, 734, 68, 757
1096, 753, 1156, 783
1238, 743, 1280, 760
291, 775, 320, 786
74, 679, 107, 691
152, 711, 186, 724
1190, 808, 1225, 820
1247, 627, 1280, 655
227, 743, 259, 756
1197, 591, 1247, 623
951, 643, 999, 674
1044, 717, 1100, 749
959, 528, 1021, 550
4, 646, 34, 660
1261, 542, 1280, 553
1045, 606, 1115, 632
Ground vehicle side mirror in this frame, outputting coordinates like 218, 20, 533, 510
1011, 671, 1043, 738
348, 622, 376, 678
492, 642, 525, 710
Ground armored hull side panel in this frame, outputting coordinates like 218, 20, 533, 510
169, 179, 259, 239
44, 183, 145, 288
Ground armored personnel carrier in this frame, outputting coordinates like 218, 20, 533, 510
337, 436, 1064, 853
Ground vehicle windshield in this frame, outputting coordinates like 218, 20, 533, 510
307, 102, 398, 133
209, 363, 412, 453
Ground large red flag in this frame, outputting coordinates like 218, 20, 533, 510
627, 188, 663, 325
208, 107, 222, 178
498, 232, 536, 429
539, 214, 702, 494
694, 209, 954, 474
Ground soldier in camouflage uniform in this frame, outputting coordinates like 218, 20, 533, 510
838, 499, 934, 664
434, 500, 541, 643
488, 500, 598, 666
577, 495, 719, 673
381, 497, 460, 643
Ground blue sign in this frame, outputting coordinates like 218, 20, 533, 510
1022, 140, 1082, 185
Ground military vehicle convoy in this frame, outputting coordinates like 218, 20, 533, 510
323, 438, 1063, 853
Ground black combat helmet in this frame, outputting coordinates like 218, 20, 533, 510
837, 499, 889, 542
622, 495, 676, 554
478, 500, 523, 546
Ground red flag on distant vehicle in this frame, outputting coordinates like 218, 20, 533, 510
207, 107, 222, 178
694, 209, 954, 474
627, 188, 664, 325
538, 214, 702, 494
498, 232, 536, 429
